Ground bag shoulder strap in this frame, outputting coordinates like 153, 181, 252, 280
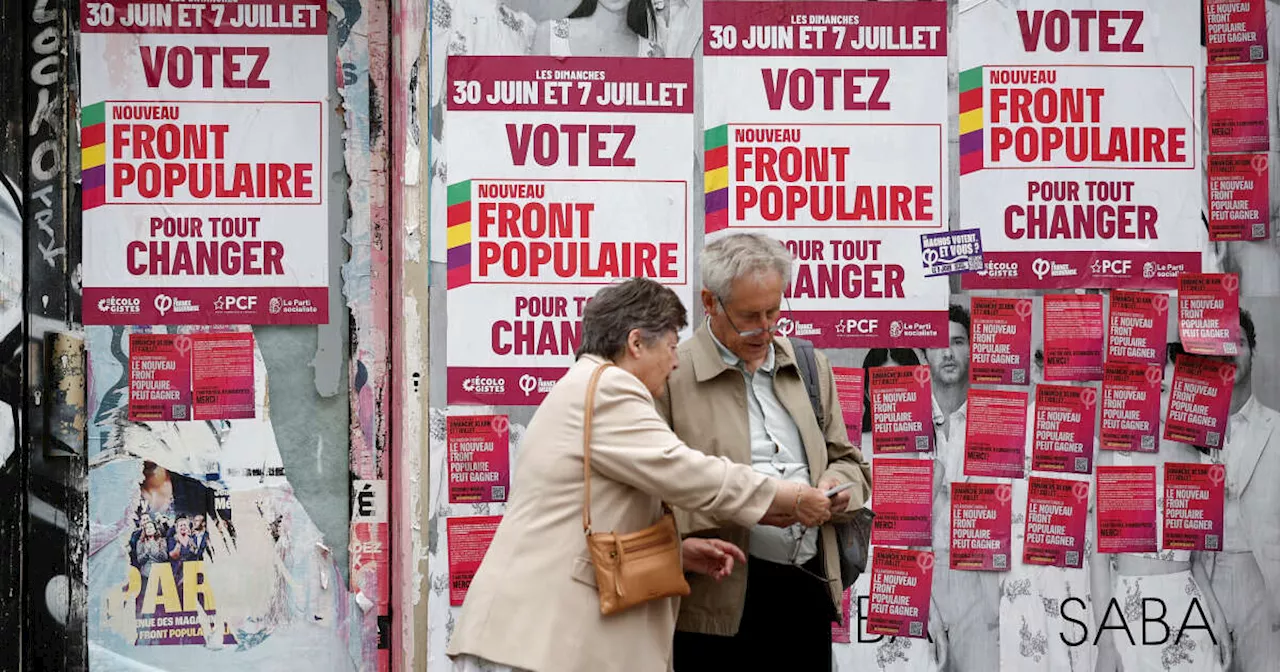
582, 362, 614, 535
789, 337, 826, 432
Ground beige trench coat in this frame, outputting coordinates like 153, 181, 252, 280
656, 327, 872, 636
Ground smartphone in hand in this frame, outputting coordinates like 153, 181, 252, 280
824, 482, 856, 499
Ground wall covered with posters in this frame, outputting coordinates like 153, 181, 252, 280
425, 1, 1280, 671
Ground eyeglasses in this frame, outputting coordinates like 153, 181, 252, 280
715, 294, 792, 338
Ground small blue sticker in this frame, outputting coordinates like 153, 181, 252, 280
921, 229, 984, 277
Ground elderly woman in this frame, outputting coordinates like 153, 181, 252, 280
447, 277, 833, 672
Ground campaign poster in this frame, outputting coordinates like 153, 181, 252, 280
1207, 64, 1270, 154
447, 415, 510, 504
702, 0, 950, 347
866, 547, 934, 639
869, 365, 933, 454
1043, 294, 1104, 381
1208, 154, 1270, 241
1023, 476, 1090, 568
1164, 355, 1235, 448
1106, 290, 1170, 366
117, 463, 233, 646
128, 334, 192, 422
444, 56, 694, 406
959, 1, 1204, 290
1178, 273, 1241, 356
1095, 465, 1158, 554
190, 332, 254, 421
1031, 384, 1098, 475
950, 483, 1012, 572
870, 458, 934, 547
1100, 361, 1163, 453
1205, 0, 1269, 63
831, 366, 865, 443
920, 228, 984, 277
80, 0, 329, 324
447, 515, 503, 607
831, 588, 853, 644
1164, 462, 1226, 551
963, 388, 1029, 479
969, 297, 1032, 385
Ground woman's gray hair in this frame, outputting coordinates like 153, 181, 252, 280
575, 277, 688, 361
699, 233, 793, 302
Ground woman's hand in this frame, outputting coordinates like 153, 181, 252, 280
682, 538, 747, 581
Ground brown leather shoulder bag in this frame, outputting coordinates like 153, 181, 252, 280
581, 363, 691, 615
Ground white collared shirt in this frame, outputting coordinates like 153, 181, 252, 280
932, 396, 969, 550
708, 326, 817, 565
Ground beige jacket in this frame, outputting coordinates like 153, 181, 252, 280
446, 355, 779, 672
656, 327, 872, 636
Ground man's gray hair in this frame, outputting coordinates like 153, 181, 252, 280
699, 233, 793, 301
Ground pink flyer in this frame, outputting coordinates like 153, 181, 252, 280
950, 482, 1012, 572
831, 588, 853, 643
1164, 356, 1235, 449
1206, 0, 1269, 63
1031, 385, 1098, 475
1043, 294, 1104, 382
191, 332, 255, 420
1164, 462, 1226, 551
447, 415, 511, 504
1207, 64, 1270, 153
447, 515, 503, 606
969, 297, 1033, 386
871, 458, 934, 547
870, 366, 934, 454
963, 388, 1029, 479
1178, 274, 1241, 356
1023, 477, 1089, 568
127, 334, 192, 422
832, 367, 865, 444
1107, 291, 1170, 366
1208, 154, 1270, 241
867, 548, 934, 639
1096, 466, 1158, 554
1100, 362, 1163, 453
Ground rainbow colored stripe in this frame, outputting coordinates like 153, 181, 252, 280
703, 124, 729, 233
959, 67, 984, 176
446, 180, 473, 289
81, 102, 107, 210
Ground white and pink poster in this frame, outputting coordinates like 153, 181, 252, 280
80, 0, 330, 324
1100, 361, 1163, 453
869, 365, 933, 454
128, 333, 192, 421
1043, 294, 1105, 381
1208, 154, 1271, 241
832, 366, 865, 443
963, 388, 1029, 478
1164, 355, 1235, 448
969, 297, 1033, 385
1205, 0, 1269, 63
1095, 465, 1158, 554
1031, 384, 1098, 475
959, 0, 1205, 289
1207, 64, 1271, 154
191, 332, 254, 420
870, 458, 934, 547
1179, 273, 1241, 356
867, 548, 934, 639
1023, 476, 1089, 568
447, 516, 503, 607
444, 56, 694, 406
1164, 462, 1226, 551
1107, 290, 1170, 366
447, 415, 511, 504
702, 0, 949, 347
950, 482, 1012, 572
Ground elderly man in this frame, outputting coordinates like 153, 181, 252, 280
658, 233, 871, 670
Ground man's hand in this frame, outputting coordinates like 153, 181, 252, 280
794, 485, 832, 527
818, 477, 852, 514
682, 538, 747, 581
